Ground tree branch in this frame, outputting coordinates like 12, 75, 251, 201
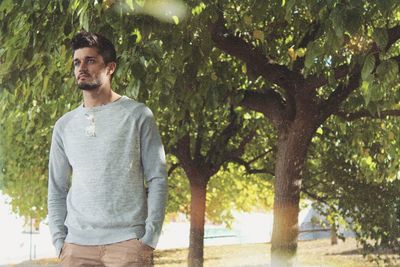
228, 130, 257, 160
205, 108, 242, 175
301, 188, 329, 205
194, 123, 204, 160
385, 24, 400, 51
293, 22, 321, 72
239, 89, 286, 128
305, 24, 400, 91
305, 64, 351, 90
175, 134, 192, 165
318, 71, 361, 123
227, 157, 275, 176
335, 109, 400, 121
248, 148, 273, 164
209, 8, 304, 94
175, 134, 208, 183
315, 25, 400, 121
213, 107, 240, 148
168, 163, 179, 177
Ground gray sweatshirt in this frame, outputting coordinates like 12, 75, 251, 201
47, 96, 168, 257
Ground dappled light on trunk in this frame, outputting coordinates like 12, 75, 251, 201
188, 181, 207, 267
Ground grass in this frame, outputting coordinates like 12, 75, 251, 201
12, 238, 400, 267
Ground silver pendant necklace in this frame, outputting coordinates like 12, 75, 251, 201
84, 112, 96, 137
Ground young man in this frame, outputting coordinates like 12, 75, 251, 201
47, 31, 168, 267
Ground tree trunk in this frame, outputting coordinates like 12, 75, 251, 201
188, 178, 207, 267
271, 123, 314, 267
331, 224, 338, 245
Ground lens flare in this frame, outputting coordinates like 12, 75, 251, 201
141, 0, 187, 23
119, 0, 187, 23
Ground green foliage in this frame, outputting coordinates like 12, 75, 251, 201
304, 116, 400, 255
0, 89, 78, 221
1, 1, 400, 261
206, 163, 273, 227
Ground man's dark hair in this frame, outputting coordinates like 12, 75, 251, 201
71, 31, 117, 64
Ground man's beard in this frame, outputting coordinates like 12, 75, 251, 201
77, 81, 101, 91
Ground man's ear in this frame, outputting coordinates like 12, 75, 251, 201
106, 62, 117, 75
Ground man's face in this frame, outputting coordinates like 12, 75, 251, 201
73, 47, 110, 90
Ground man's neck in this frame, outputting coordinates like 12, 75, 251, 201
82, 87, 121, 108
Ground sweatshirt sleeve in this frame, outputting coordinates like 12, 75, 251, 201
47, 123, 71, 257
139, 106, 168, 248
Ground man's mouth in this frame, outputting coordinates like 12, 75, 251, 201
78, 74, 90, 79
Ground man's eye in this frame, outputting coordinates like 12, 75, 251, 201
73, 61, 80, 67
87, 59, 95, 64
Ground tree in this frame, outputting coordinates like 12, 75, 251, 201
141, 16, 274, 263
205, 0, 400, 265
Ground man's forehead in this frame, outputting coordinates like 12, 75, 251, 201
73, 47, 100, 60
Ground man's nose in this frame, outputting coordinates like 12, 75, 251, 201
77, 62, 88, 72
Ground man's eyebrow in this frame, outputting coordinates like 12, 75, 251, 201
73, 56, 96, 61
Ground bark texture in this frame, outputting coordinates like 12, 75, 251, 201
188, 179, 207, 267
271, 119, 315, 267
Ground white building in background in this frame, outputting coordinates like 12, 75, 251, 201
298, 202, 355, 241
0, 192, 354, 266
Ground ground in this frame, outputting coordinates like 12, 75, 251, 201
9, 238, 400, 267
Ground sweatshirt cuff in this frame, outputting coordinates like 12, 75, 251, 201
140, 231, 158, 249
55, 239, 65, 258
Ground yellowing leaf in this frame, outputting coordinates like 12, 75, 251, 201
132, 29, 142, 44
242, 64, 247, 74
288, 47, 297, 61
172, 15, 179, 24
388, 132, 395, 140
253, 30, 264, 42
244, 15, 252, 25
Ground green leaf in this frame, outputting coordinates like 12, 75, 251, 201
305, 41, 322, 69
361, 54, 376, 80
43, 76, 49, 91
0, 0, 13, 13
361, 80, 371, 105
126, 0, 135, 11
344, 8, 362, 34
330, 8, 344, 38
130, 79, 141, 99
377, 0, 393, 14
284, 0, 296, 21
80, 12, 89, 31
373, 28, 388, 50
376, 59, 399, 84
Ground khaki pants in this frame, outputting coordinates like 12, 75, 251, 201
60, 239, 154, 267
